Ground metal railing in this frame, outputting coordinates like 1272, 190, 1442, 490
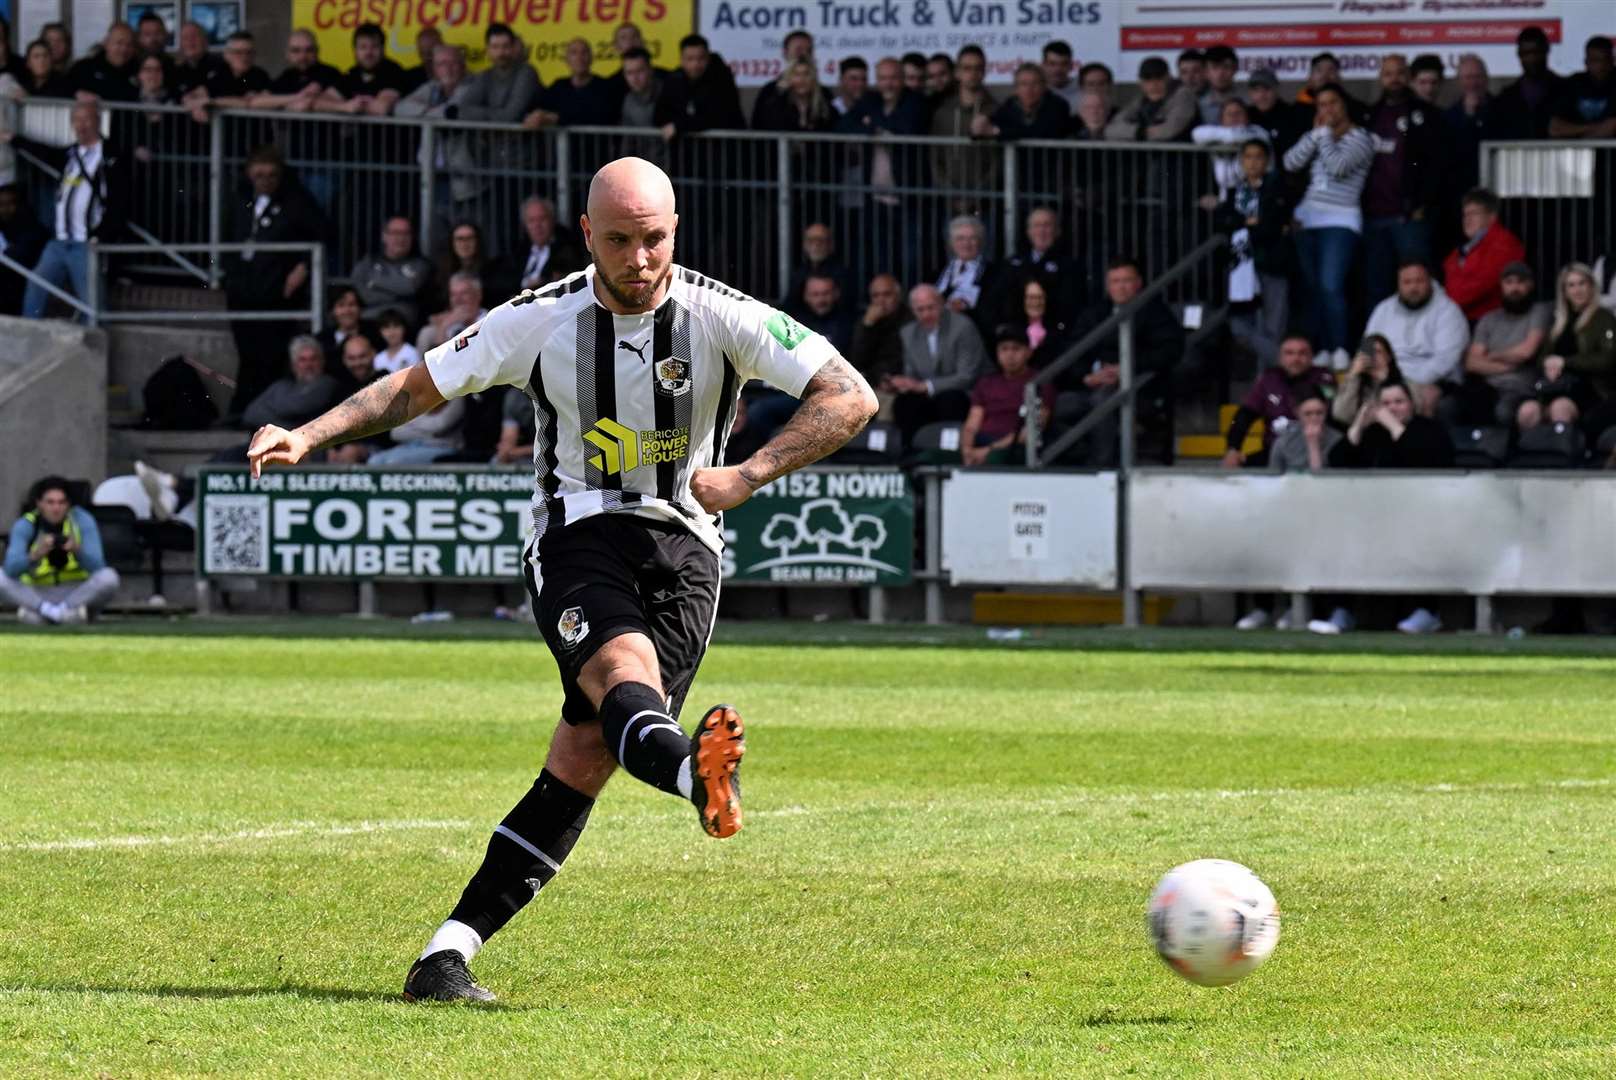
87, 242, 325, 330
0, 249, 96, 319
1480, 138, 1616, 282
1019, 233, 1228, 627
12, 99, 1239, 306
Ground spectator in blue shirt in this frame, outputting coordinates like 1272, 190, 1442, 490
1, 476, 121, 624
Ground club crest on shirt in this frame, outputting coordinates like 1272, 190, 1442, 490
655, 357, 692, 396
557, 606, 589, 648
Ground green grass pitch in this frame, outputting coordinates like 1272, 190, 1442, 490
2, 622, 1614, 1077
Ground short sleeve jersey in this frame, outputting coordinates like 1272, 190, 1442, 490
424, 265, 838, 553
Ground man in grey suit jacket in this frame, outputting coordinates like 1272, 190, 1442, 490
893, 284, 989, 442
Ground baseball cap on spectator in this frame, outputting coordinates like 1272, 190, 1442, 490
994, 324, 1030, 347
1138, 57, 1170, 80
1248, 68, 1278, 89
1501, 261, 1533, 280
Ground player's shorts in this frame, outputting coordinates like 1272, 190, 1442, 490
523, 512, 720, 727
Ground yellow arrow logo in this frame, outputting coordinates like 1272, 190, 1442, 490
584, 417, 640, 474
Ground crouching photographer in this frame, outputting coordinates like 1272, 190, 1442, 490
1, 476, 121, 624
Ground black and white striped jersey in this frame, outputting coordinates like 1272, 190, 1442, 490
423, 264, 837, 554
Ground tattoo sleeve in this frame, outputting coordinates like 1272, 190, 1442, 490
296, 368, 435, 451
738, 357, 878, 489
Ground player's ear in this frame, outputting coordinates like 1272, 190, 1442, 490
579, 213, 592, 248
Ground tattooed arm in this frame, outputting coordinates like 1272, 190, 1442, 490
690, 357, 878, 513
246, 364, 446, 478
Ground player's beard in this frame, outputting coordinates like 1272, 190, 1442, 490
594, 257, 671, 313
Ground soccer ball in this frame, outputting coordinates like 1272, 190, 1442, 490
1147, 859, 1281, 987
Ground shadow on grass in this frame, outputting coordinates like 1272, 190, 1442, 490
1079, 1010, 1182, 1028
5, 982, 515, 1009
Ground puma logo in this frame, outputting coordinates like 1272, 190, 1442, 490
618, 339, 649, 363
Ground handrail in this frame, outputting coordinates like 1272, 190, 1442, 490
10, 142, 212, 284
34, 99, 1255, 152
1030, 232, 1228, 392
0, 249, 95, 318
86, 241, 325, 330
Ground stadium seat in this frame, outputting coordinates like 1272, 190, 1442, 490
1449, 426, 1510, 470
908, 421, 963, 465
1177, 404, 1262, 461
1508, 423, 1585, 469
829, 420, 902, 465
86, 504, 146, 573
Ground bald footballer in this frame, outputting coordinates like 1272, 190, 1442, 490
247, 158, 877, 1002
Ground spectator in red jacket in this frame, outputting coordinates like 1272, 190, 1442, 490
1442, 188, 1525, 322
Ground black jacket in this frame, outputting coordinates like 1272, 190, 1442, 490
1328, 417, 1455, 469
225, 181, 327, 308
653, 60, 744, 135
67, 55, 138, 101
848, 310, 908, 381
990, 93, 1069, 140
1250, 99, 1308, 157
1363, 95, 1446, 219
1212, 177, 1292, 278
1063, 294, 1185, 387
1493, 73, 1564, 140
0, 210, 48, 315
14, 136, 133, 242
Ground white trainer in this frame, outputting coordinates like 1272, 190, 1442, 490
1397, 608, 1443, 634
1235, 609, 1271, 631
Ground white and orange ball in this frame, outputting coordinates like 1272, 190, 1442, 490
1147, 859, 1281, 987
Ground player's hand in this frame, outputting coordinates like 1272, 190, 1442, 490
689, 466, 758, 513
1221, 448, 1244, 469
247, 425, 312, 478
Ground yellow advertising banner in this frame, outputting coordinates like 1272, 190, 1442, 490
294, 0, 692, 80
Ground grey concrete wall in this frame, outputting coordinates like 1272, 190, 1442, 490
108, 324, 239, 420
0, 318, 108, 519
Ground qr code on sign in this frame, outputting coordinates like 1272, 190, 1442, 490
203, 494, 270, 574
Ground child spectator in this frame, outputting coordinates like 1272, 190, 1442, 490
959, 326, 1055, 466
374, 309, 421, 373
1214, 138, 1291, 367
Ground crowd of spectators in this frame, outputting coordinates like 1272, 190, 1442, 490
4, 17, 1616, 627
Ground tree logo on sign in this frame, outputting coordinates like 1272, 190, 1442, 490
752, 498, 898, 574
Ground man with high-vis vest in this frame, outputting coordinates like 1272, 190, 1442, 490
1, 477, 121, 625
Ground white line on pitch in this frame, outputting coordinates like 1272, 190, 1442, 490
2, 819, 474, 853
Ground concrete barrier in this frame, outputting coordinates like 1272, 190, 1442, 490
0, 317, 107, 517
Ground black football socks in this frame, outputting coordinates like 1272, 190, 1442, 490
428, 769, 595, 956
597, 681, 692, 799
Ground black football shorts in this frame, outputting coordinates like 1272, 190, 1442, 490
523, 512, 720, 727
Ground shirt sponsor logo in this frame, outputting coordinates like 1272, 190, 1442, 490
583, 418, 691, 475
453, 324, 482, 352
